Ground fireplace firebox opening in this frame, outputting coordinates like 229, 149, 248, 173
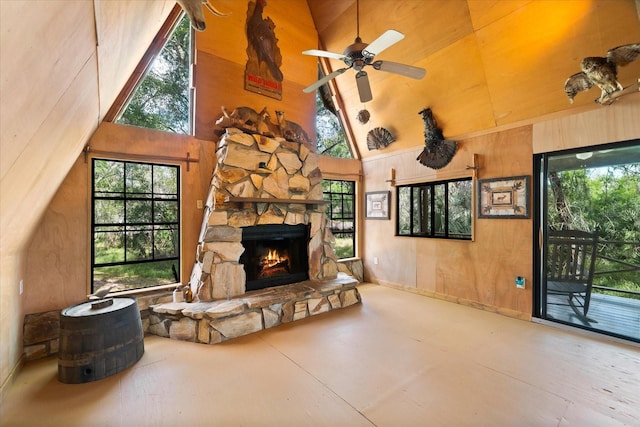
240, 224, 310, 292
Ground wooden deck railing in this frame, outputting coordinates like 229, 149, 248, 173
593, 239, 640, 298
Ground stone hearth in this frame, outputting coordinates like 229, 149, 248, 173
149, 274, 360, 344
146, 125, 362, 344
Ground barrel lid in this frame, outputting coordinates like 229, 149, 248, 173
62, 298, 135, 317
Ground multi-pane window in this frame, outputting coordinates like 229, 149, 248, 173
323, 180, 356, 258
397, 178, 472, 239
92, 159, 180, 292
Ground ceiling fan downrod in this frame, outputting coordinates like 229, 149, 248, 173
356, 0, 360, 40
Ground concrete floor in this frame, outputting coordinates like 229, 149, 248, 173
1, 283, 639, 426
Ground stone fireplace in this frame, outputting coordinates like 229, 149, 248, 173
148, 125, 361, 345
188, 127, 340, 301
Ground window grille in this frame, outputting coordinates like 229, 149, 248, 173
91, 159, 180, 292
323, 179, 356, 258
397, 178, 472, 240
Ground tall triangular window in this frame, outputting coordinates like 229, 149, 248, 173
112, 12, 192, 134
314, 64, 356, 159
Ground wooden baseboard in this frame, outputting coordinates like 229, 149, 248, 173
372, 280, 532, 321
0, 354, 25, 404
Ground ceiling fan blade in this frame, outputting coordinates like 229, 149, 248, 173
303, 68, 348, 93
355, 71, 373, 103
302, 49, 346, 60
362, 29, 405, 58
372, 60, 426, 79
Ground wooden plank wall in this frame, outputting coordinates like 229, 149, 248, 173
23, 123, 217, 314
533, 94, 640, 152
362, 125, 534, 319
360, 94, 639, 319
193, 0, 318, 141
0, 0, 173, 393
19, 0, 320, 315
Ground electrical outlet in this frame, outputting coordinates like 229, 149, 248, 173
19, 279, 23, 295
515, 276, 525, 289
197, 200, 203, 209
373, 257, 379, 265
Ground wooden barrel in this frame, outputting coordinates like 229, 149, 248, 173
58, 298, 144, 384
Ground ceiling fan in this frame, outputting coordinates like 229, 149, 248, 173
302, 0, 426, 103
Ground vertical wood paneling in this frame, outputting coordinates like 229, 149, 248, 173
95, 0, 175, 118
194, 0, 317, 140
24, 123, 216, 315
0, 0, 96, 178
1, 61, 99, 254
363, 126, 534, 316
532, 94, 640, 153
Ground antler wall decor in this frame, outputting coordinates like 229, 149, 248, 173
176, 0, 229, 31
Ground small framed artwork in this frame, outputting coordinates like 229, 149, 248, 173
478, 175, 530, 219
365, 191, 390, 220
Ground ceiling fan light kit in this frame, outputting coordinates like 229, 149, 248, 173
302, 0, 426, 103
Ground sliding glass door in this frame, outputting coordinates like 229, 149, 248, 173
535, 140, 640, 343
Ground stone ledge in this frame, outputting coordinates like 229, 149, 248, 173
148, 273, 361, 344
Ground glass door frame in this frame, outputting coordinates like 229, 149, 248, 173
533, 139, 640, 342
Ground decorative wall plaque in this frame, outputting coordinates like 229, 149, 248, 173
478, 175, 530, 219
244, 0, 283, 100
366, 191, 391, 220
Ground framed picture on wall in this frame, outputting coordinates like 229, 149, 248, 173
365, 191, 390, 220
477, 175, 530, 219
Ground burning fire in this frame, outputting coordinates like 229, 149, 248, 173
263, 249, 285, 268
259, 248, 290, 277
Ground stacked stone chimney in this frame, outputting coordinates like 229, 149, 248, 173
188, 127, 339, 301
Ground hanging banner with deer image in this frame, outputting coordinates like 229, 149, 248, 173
244, 0, 283, 100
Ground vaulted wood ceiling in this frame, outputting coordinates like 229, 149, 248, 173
1, 0, 639, 254
306, 0, 640, 156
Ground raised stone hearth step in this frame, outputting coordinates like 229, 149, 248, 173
148, 273, 361, 344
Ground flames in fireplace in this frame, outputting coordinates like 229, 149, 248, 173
241, 224, 310, 292
259, 247, 290, 278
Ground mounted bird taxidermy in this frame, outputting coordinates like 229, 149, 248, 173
416, 108, 457, 170
176, 0, 229, 31
367, 127, 395, 150
301, 0, 426, 103
564, 43, 640, 105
